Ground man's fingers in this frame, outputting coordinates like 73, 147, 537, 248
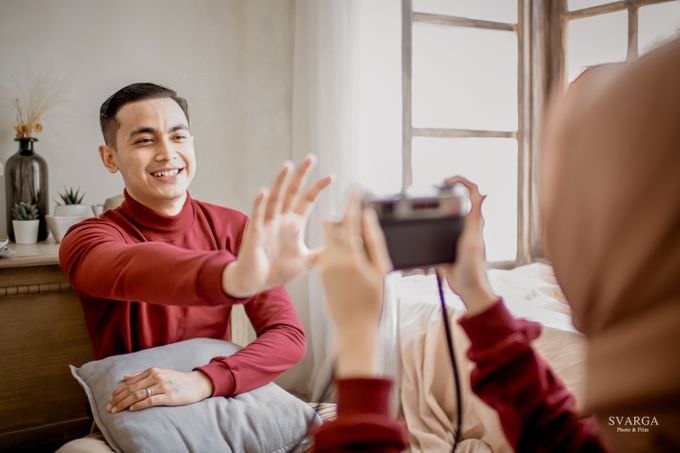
111, 373, 154, 405
112, 382, 126, 398
123, 369, 148, 384
130, 393, 170, 411
250, 189, 269, 231
123, 370, 143, 380
109, 388, 147, 413
282, 155, 314, 213
264, 162, 292, 221
109, 379, 163, 413
109, 393, 135, 413
362, 208, 392, 274
114, 369, 150, 397
293, 175, 333, 217
128, 382, 164, 411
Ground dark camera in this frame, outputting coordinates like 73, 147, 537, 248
363, 184, 469, 270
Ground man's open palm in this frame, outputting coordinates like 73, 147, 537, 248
223, 156, 332, 298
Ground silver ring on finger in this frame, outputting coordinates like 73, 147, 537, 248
145, 386, 153, 398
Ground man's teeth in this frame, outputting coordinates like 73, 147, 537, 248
152, 169, 181, 177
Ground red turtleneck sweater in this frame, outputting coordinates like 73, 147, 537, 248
59, 191, 306, 397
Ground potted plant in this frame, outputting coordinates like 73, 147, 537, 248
5, 76, 60, 242
46, 186, 92, 243
11, 202, 40, 245
54, 186, 90, 217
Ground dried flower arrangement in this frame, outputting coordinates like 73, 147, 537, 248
13, 76, 61, 139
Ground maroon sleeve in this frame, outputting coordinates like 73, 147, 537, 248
59, 221, 242, 306
313, 378, 407, 453
196, 285, 307, 396
459, 299, 608, 452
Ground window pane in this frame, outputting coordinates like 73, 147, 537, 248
639, 1, 680, 55
568, 0, 616, 11
413, 0, 517, 23
567, 11, 627, 82
412, 23, 517, 131
412, 137, 517, 261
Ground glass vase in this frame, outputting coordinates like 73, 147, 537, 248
5, 137, 49, 242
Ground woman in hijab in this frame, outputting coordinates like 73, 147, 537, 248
313, 38, 680, 452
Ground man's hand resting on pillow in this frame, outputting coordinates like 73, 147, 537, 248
107, 368, 213, 413
222, 155, 333, 298
439, 176, 498, 316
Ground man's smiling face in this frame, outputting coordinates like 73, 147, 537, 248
101, 97, 196, 214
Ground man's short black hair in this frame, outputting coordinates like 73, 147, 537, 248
99, 82, 189, 147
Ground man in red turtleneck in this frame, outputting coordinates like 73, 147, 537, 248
60, 83, 331, 414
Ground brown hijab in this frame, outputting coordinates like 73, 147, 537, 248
539, 39, 680, 451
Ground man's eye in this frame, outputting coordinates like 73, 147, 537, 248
173, 135, 188, 141
135, 138, 153, 144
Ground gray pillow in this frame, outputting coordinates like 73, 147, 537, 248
70, 338, 319, 453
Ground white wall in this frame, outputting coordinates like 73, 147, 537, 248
0, 0, 294, 237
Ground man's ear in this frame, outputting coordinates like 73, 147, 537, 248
99, 145, 119, 173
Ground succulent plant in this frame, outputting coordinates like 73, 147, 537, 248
11, 202, 39, 221
57, 186, 85, 205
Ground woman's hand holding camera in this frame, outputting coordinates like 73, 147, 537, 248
438, 176, 497, 316
318, 191, 392, 378
318, 176, 498, 378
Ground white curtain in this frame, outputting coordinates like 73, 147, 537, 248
279, 0, 403, 401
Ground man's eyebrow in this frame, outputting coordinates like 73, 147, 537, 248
128, 126, 157, 139
128, 124, 189, 140
169, 124, 189, 133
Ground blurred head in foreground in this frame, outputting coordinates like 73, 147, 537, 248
539, 38, 680, 450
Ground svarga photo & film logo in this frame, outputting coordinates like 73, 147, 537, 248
608, 416, 660, 433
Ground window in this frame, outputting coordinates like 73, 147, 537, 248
564, 0, 680, 83
638, 1, 680, 54
401, 0, 679, 266
403, 0, 527, 264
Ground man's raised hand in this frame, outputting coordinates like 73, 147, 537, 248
222, 155, 332, 298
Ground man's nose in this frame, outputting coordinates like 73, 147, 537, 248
156, 136, 178, 160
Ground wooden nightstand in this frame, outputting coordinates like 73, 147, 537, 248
0, 241, 94, 451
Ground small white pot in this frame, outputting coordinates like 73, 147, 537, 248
54, 204, 91, 217
46, 215, 89, 243
12, 219, 40, 245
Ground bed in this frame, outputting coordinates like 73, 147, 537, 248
390, 263, 586, 452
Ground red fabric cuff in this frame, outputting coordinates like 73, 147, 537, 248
312, 416, 407, 452
336, 378, 392, 417
458, 298, 521, 349
196, 251, 244, 305
194, 361, 237, 397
